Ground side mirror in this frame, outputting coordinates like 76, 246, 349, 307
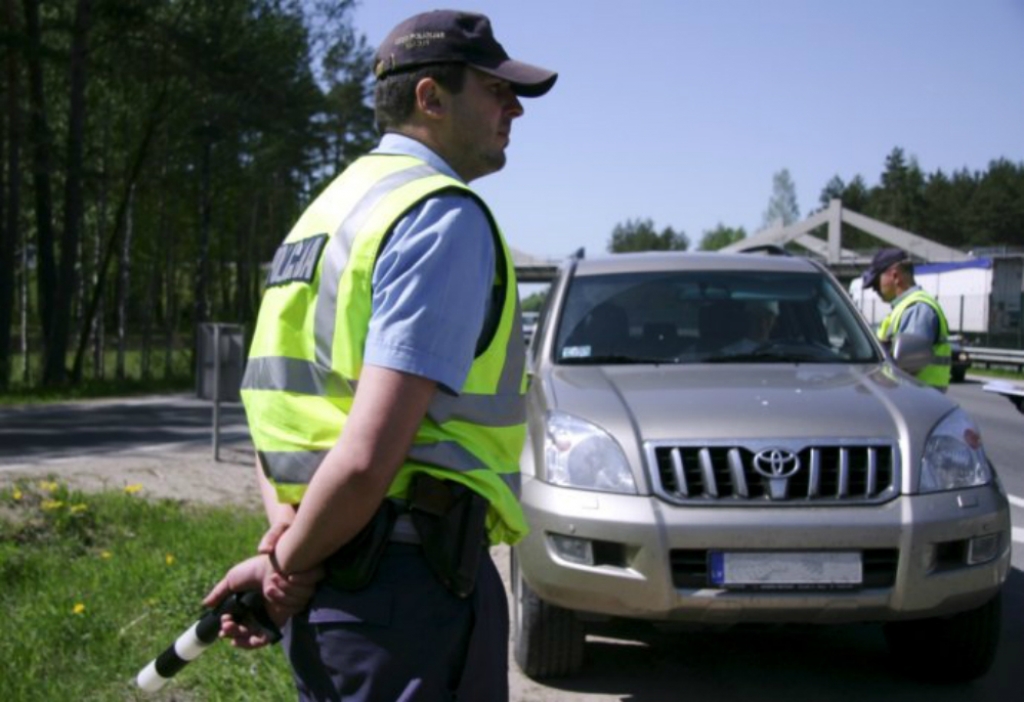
891, 333, 933, 375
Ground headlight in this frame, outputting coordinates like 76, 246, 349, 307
543, 411, 637, 494
919, 409, 991, 492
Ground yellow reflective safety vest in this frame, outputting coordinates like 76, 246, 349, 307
877, 289, 951, 390
240, 154, 529, 545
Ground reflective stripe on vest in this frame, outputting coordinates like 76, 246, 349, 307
240, 154, 528, 544
254, 444, 523, 495
877, 290, 952, 389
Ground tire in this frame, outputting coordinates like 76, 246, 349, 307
511, 550, 585, 679
883, 593, 1002, 683
950, 368, 966, 383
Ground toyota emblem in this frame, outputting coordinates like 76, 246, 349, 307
752, 448, 801, 479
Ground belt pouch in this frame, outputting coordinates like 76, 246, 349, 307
408, 473, 489, 598
323, 500, 398, 591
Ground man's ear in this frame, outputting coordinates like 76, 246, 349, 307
415, 78, 446, 119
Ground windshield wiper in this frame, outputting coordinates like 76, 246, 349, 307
560, 354, 674, 365
702, 349, 830, 363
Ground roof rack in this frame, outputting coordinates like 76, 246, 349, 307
737, 244, 792, 257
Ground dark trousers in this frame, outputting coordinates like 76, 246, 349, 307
283, 543, 508, 702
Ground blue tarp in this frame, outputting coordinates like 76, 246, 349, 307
916, 258, 992, 275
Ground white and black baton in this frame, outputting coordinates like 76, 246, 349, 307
135, 589, 282, 693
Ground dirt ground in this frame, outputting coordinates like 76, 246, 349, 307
0, 442, 616, 702
1, 443, 265, 510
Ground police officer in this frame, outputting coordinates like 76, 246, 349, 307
202, 10, 556, 701
862, 247, 952, 390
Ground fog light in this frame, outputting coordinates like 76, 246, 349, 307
967, 534, 1000, 564
549, 533, 594, 565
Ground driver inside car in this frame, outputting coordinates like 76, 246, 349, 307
722, 300, 779, 354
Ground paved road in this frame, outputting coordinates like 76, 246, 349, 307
1, 382, 1021, 700
0, 393, 251, 465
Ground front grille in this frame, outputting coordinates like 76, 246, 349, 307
670, 548, 900, 589
647, 441, 899, 505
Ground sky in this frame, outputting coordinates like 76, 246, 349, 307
351, 0, 1024, 263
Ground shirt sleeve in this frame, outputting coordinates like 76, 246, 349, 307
897, 302, 940, 342
363, 193, 496, 394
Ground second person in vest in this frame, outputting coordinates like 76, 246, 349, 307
862, 247, 952, 391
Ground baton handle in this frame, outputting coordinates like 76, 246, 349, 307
136, 590, 281, 692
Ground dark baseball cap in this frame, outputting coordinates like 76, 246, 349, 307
373, 10, 557, 98
861, 248, 909, 289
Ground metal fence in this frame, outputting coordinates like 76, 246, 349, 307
964, 346, 1024, 374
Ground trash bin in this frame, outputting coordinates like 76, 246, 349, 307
196, 323, 246, 460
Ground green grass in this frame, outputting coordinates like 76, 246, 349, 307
1, 348, 194, 406
0, 480, 294, 701
0, 374, 195, 406
967, 366, 1024, 381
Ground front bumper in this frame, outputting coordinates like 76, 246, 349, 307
515, 477, 1011, 625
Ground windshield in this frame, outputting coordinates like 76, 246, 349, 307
553, 268, 880, 366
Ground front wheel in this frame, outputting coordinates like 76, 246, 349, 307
883, 593, 1002, 683
511, 549, 585, 679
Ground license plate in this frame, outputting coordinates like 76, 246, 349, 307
709, 551, 863, 589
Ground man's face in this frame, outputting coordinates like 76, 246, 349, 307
442, 68, 524, 181
875, 264, 900, 302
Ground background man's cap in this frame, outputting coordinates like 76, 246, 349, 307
374, 10, 557, 97
862, 248, 909, 289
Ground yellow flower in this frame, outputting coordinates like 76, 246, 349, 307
39, 480, 59, 492
165, 553, 175, 566
73, 603, 85, 615
12, 488, 22, 501
100, 551, 113, 560
41, 499, 64, 511
124, 484, 143, 495
70, 503, 88, 514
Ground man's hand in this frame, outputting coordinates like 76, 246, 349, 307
202, 555, 323, 649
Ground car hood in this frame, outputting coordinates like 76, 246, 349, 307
542, 363, 955, 444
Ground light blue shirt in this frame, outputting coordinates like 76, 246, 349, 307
363, 134, 497, 394
891, 286, 941, 341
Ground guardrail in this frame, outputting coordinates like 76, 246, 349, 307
964, 346, 1024, 373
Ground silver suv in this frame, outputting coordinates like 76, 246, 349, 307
513, 249, 1011, 683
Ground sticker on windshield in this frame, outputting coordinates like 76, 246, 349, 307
562, 345, 592, 359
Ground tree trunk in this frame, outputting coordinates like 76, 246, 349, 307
44, 0, 93, 386
221, 228, 231, 319
115, 185, 133, 380
238, 196, 257, 322
22, 0, 58, 379
158, 158, 175, 380
92, 124, 109, 380
19, 237, 29, 383
164, 250, 177, 380
0, 0, 23, 390
141, 252, 156, 381
194, 136, 213, 330
256, 186, 274, 312
92, 236, 105, 380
